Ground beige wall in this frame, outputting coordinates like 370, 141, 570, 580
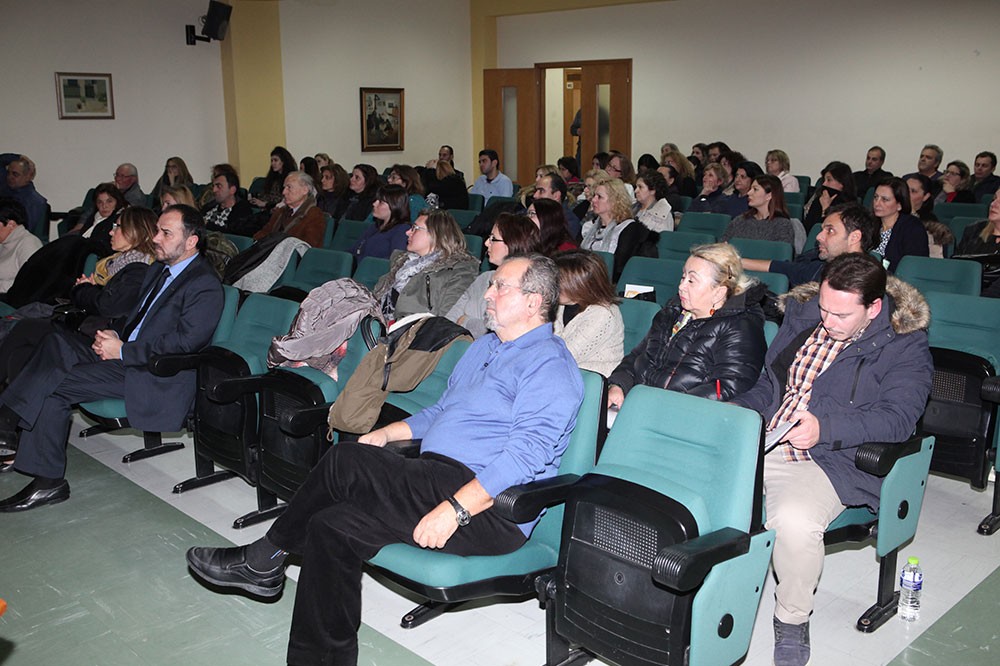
279, 0, 473, 177
0, 0, 229, 212
497, 0, 1000, 179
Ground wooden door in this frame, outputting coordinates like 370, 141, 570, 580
483, 68, 541, 187
578, 60, 631, 167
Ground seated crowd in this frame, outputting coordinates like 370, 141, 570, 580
0, 137, 996, 666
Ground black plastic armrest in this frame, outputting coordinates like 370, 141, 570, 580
148, 352, 211, 377
651, 527, 750, 592
854, 436, 923, 477
52, 303, 84, 316
492, 474, 581, 523
982, 376, 1000, 404
384, 439, 422, 458
207, 375, 273, 403
279, 403, 333, 437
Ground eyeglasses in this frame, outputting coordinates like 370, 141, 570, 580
526, 209, 538, 218
487, 235, 505, 243
409, 223, 427, 232
487, 278, 531, 295
111, 222, 121, 229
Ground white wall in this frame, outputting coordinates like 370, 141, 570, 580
279, 0, 473, 177
0, 0, 228, 213
498, 0, 1000, 180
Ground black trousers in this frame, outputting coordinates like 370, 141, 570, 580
0, 317, 58, 386
267, 442, 527, 666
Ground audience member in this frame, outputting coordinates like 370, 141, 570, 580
469, 150, 513, 204
690, 143, 708, 167
722, 174, 795, 247
317, 164, 350, 218
633, 170, 674, 233
186, 253, 583, 666
662, 150, 698, 197
340, 164, 379, 222
580, 176, 654, 281
420, 159, 468, 211
67, 182, 127, 243
528, 198, 577, 256
659, 143, 680, 162
719, 161, 763, 218
372, 209, 478, 321
765, 150, 800, 193
852, 146, 893, 197
348, 185, 410, 261
688, 162, 730, 215
591, 152, 610, 170
253, 171, 325, 248
572, 168, 608, 222
605, 150, 637, 200
298, 157, 321, 185
0, 198, 42, 292
313, 153, 332, 169
732, 253, 932, 666
553, 249, 624, 377
203, 170, 256, 237
903, 173, 953, 257
956, 190, 1000, 256
719, 150, 747, 195
872, 178, 929, 272
742, 203, 877, 289
607, 242, 766, 408
803, 161, 856, 231
636, 154, 659, 175
159, 185, 195, 210
903, 144, 944, 182
534, 164, 558, 185
387, 164, 426, 197
533, 172, 580, 239
3, 155, 48, 239
431, 144, 464, 182
0, 204, 224, 512
935, 160, 975, 204
971, 151, 1000, 201
113, 162, 146, 208
655, 164, 686, 215
447, 213, 540, 338
149, 157, 194, 203
249, 146, 296, 210
557, 156, 580, 183
706, 141, 730, 164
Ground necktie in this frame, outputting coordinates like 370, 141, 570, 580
122, 266, 170, 341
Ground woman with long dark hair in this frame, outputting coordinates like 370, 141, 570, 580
250, 146, 296, 210
340, 164, 380, 222
872, 177, 929, 272
317, 164, 350, 218
348, 185, 411, 261
528, 198, 576, 255
149, 157, 194, 203
803, 161, 856, 232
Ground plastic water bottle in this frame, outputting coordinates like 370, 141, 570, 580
898, 556, 923, 621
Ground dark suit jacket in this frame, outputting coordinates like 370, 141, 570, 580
115, 254, 223, 431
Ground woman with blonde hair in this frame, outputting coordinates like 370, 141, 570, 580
580, 176, 655, 281
607, 242, 766, 409
765, 149, 800, 193
662, 150, 697, 197
421, 159, 468, 210
553, 250, 624, 377
373, 209, 478, 321
159, 185, 196, 210
150, 157, 194, 203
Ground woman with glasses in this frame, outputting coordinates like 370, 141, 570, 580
605, 151, 637, 201
149, 157, 194, 204
553, 250, 624, 377
935, 160, 976, 204
447, 213, 540, 338
0, 207, 157, 387
349, 185, 411, 261
607, 242, 766, 411
872, 177, 929, 272
373, 209, 478, 322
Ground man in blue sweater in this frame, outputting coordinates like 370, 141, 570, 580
187, 253, 584, 666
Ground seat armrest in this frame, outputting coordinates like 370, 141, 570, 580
148, 352, 210, 377
982, 376, 1000, 404
279, 403, 333, 437
207, 375, 273, 403
52, 303, 84, 316
854, 436, 923, 477
492, 474, 581, 523
651, 527, 750, 593
384, 439, 422, 458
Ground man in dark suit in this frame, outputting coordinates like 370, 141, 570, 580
0, 204, 224, 512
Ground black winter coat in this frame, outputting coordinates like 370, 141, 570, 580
609, 283, 767, 400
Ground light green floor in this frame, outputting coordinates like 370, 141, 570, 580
0, 448, 430, 666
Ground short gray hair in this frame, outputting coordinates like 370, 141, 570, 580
117, 162, 138, 177
516, 253, 559, 323
288, 170, 317, 197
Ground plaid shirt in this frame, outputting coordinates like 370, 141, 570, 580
767, 323, 850, 462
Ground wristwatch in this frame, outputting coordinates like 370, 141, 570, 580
446, 495, 471, 527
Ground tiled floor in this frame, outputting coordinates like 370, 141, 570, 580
4, 415, 1000, 665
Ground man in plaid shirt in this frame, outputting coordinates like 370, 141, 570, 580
734, 253, 933, 666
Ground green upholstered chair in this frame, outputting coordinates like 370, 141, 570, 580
328, 218, 368, 252
448, 209, 478, 230
747, 270, 789, 296
467, 193, 485, 213
269, 248, 354, 300
224, 233, 254, 253
677, 212, 730, 240
934, 201, 988, 224
351, 256, 389, 291
657, 230, 714, 261
895, 256, 982, 296
617, 257, 685, 306
728, 237, 793, 262
617, 296, 659, 355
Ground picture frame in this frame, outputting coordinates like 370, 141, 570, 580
360, 87, 404, 152
55, 72, 115, 119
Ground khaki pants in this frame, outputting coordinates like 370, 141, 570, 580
764, 453, 845, 625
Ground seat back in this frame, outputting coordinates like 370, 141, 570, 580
617, 257, 684, 306
783, 191, 805, 207
329, 218, 369, 252
212, 285, 241, 345
678, 212, 729, 240
486, 195, 517, 208
617, 297, 659, 355
82, 253, 99, 276
218, 294, 300, 374
248, 176, 266, 197
224, 233, 254, 253
593, 250, 615, 279
408, 194, 427, 221
947, 216, 984, 249
934, 201, 988, 224
448, 209, 478, 229
895, 256, 981, 296
278, 248, 353, 292
763, 320, 779, 347
464, 233, 483, 259
466, 193, 485, 213
385, 339, 472, 416
676, 195, 692, 213
794, 174, 811, 194
803, 223, 822, 252
352, 256, 390, 291
728, 237, 793, 262
657, 230, 714, 261
747, 270, 789, 296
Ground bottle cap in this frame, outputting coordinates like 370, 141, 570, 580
907, 556, 919, 565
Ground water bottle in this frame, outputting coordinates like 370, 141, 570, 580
898, 556, 923, 621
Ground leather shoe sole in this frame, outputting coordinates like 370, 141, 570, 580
0, 429, 18, 458
0, 479, 70, 512
186, 546, 285, 598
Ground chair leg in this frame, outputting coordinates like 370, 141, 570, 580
400, 601, 456, 629
537, 574, 591, 666
978, 475, 1000, 535
173, 452, 236, 493
856, 550, 899, 633
121, 432, 185, 463
79, 423, 118, 438
232, 503, 286, 529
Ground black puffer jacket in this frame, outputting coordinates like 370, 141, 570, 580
609, 282, 767, 400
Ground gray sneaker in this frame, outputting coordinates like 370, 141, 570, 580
773, 617, 810, 666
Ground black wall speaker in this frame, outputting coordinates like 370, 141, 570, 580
201, 1, 232, 41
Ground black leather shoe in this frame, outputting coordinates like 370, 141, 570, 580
0, 429, 18, 458
186, 546, 285, 598
0, 479, 70, 512
0, 460, 14, 473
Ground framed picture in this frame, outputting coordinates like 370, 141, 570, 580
360, 87, 404, 152
55, 72, 115, 119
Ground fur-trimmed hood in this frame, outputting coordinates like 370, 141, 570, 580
778, 276, 930, 335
